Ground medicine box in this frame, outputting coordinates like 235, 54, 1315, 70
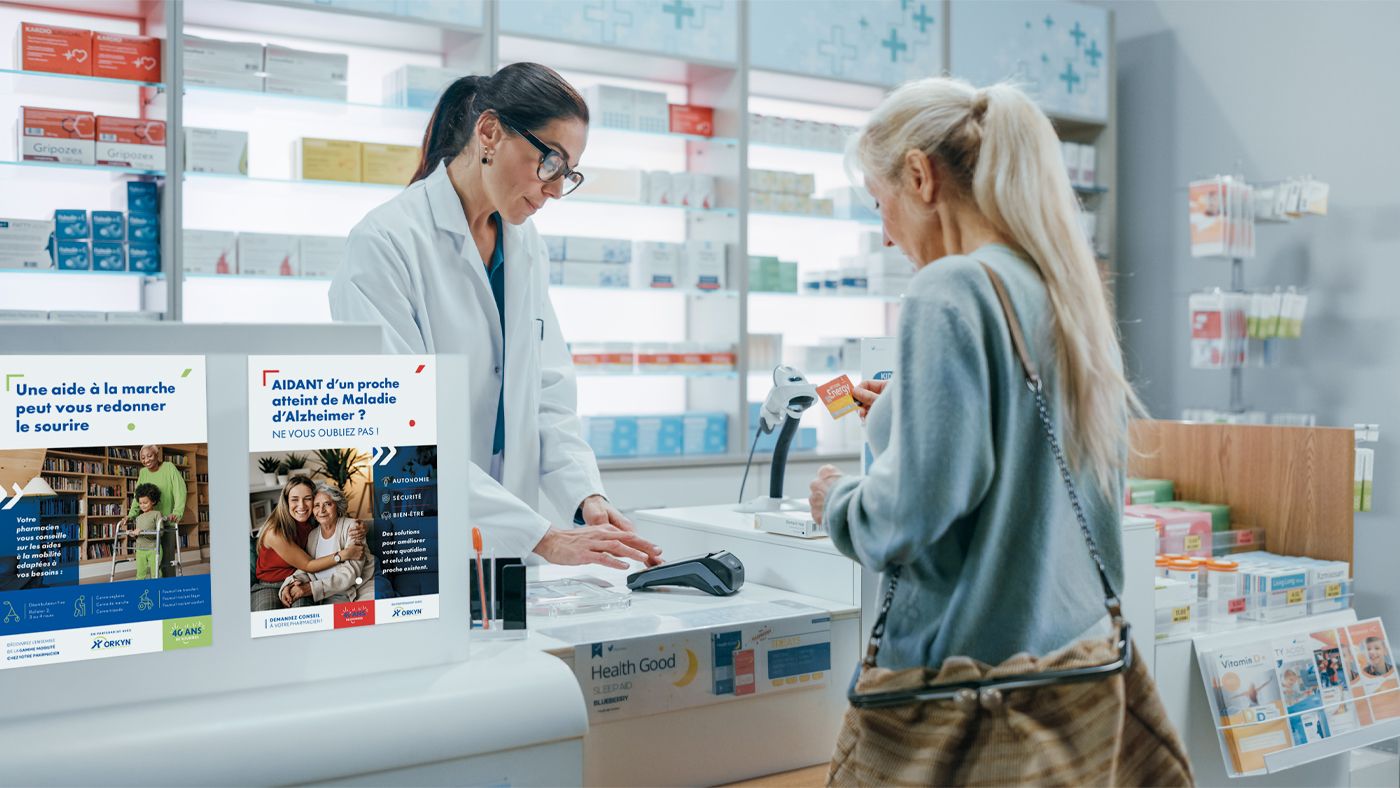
182, 229, 237, 275
53, 240, 90, 270
542, 235, 565, 262
756, 511, 826, 539
92, 32, 160, 82
296, 138, 362, 182
183, 69, 263, 91
120, 181, 159, 214
361, 142, 418, 186
0, 218, 54, 269
184, 127, 248, 175
684, 240, 725, 291
54, 210, 89, 240
633, 241, 682, 288
564, 236, 631, 263
585, 416, 638, 459
573, 167, 645, 203
237, 232, 299, 277
383, 64, 459, 110
91, 211, 125, 241
777, 261, 798, 292
127, 212, 159, 243
748, 256, 778, 292
560, 262, 629, 288
645, 171, 674, 205
263, 44, 347, 83
18, 22, 92, 77
127, 242, 160, 273
92, 241, 125, 271
636, 416, 684, 456
95, 116, 166, 170
264, 77, 348, 101
299, 235, 345, 278
682, 412, 728, 455
19, 107, 95, 165
669, 104, 714, 137
583, 84, 635, 130
1080, 145, 1098, 186
683, 173, 715, 209
183, 35, 262, 74
633, 89, 669, 134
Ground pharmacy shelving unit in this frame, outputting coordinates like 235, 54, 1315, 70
2, 0, 1118, 474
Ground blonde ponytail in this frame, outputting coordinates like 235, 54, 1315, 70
855, 77, 1142, 496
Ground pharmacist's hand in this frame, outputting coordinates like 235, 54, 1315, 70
580, 495, 633, 531
535, 525, 663, 570
853, 379, 889, 423
808, 465, 845, 525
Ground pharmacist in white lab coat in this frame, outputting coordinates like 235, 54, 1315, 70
330, 63, 661, 569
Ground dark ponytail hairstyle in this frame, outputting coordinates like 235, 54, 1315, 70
411, 62, 589, 184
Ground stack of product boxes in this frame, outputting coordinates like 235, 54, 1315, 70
182, 231, 345, 278
269, 0, 480, 23
18, 22, 161, 82
1062, 141, 1098, 189
19, 106, 166, 171
184, 34, 347, 99
546, 236, 728, 292
41, 182, 160, 273
583, 412, 728, 459
748, 170, 833, 218
567, 166, 716, 210
295, 137, 419, 186
747, 113, 856, 152
582, 84, 670, 135
572, 343, 736, 375
747, 256, 799, 293
797, 233, 913, 297
184, 127, 249, 175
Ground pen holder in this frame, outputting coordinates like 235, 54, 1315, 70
470, 555, 528, 640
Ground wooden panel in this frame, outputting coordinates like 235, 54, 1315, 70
1129, 420, 1354, 563
0, 449, 45, 491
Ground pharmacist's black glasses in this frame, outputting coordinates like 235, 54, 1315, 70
504, 120, 584, 196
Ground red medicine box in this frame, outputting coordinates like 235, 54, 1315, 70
19, 22, 93, 77
669, 104, 714, 137
92, 31, 161, 82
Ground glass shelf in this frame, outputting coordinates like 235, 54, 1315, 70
0, 159, 166, 178
553, 285, 739, 298
747, 209, 880, 226
0, 66, 164, 91
0, 268, 165, 280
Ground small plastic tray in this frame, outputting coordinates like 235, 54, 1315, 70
527, 576, 632, 617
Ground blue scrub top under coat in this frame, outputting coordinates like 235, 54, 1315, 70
488, 212, 506, 456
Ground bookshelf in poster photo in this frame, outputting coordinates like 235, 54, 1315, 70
0, 356, 211, 670
1201, 616, 1400, 777
246, 355, 439, 639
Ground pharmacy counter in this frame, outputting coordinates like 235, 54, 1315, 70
0, 647, 587, 787
476, 565, 861, 787
634, 505, 1160, 664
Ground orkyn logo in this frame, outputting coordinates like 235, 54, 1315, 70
91, 636, 133, 650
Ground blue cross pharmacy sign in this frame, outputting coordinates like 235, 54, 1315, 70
500, 0, 738, 63
749, 0, 943, 86
950, 0, 1109, 122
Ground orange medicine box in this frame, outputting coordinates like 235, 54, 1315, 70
92, 31, 161, 82
18, 22, 93, 76
19, 107, 95, 165
95, 116, 166, 170
669, 104, 714, 137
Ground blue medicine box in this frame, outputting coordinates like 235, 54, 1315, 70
585, 416, 638, 459
128, 242, 161, 273
92, 242, 126, 271
636, 416, 684, 457
683, 412, 729, 455
92, 211, 125, 241
54, 210, 89, 239
124, 181, 159, 213
127, 212, 159, 243
53, 240, 91, 270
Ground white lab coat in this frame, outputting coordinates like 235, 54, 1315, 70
329, 161, 604, 559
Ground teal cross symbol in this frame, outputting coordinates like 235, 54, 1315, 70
1069, 21, 1086, 47
881, 28, 907, 63
1085, 40, 1104, 67
662, 0, 694, 29
1059, 62, 1081, 94
1044, 14, 1054, 28
582, 2, 634, 44
818, 26, 859, 76
912, 4, 934, 33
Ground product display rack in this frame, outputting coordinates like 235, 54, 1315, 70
3, 0, 1117, 467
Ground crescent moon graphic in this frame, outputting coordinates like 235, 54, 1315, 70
673, 648, 699, 687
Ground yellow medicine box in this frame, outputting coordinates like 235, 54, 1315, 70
361, 142, 419, 186
295, 137, 362, 183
